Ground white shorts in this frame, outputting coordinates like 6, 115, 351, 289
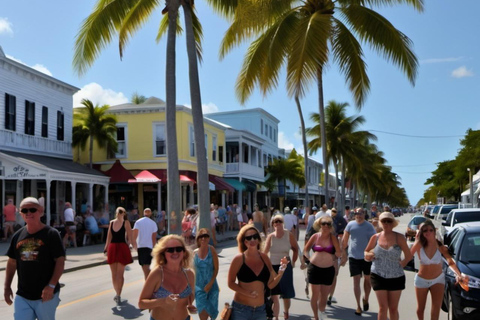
414, 273, 445, 288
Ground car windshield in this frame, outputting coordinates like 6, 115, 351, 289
432, 206, 441, 214
460, 233, 480, 263
453, 211, 480, 225
410, 216, 426, 226
440, 206, 456, 214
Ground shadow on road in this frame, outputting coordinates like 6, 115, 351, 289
111, 300, 144, 319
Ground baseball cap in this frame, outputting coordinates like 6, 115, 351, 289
312, 206, 318, 211
20, 197, 41, 208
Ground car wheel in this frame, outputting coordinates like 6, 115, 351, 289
447, 291, 458, 320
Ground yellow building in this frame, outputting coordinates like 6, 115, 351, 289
74, 97, 232, 214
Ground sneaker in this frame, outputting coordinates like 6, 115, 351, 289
329, 296, 337, 303
113, 295, 121, 305
320, 311, 328, 320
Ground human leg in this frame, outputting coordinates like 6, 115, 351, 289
13, 295, 36, 320
375, 290, 389, 320
318, 284, 331, 313
199, 309, 209, 320
386, 290, 402, 320
310, 284, 320, 320
283, 298, 291, 319
363, 275, 372, 310
429, 283, 445, 320
328, 259, 339, 305
35, 291, 60, 320
353, 275, 362, 313
142, 264, 150, 279
414, 287, 429, 320
271, 295, 280, 320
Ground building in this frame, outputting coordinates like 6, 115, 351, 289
0, 46, 109, 227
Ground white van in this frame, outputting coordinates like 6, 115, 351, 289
441, 208, 480, 236
434, 204, 459, 221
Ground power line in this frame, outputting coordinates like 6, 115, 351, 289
368, 130, 463, 139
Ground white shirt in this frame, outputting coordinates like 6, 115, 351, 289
133, 217, 158, 249
283, 214, 297, 232
64, 208, 74, 222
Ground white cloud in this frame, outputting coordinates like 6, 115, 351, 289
6, 54, 53, 76
183, 102, 219, 114
73, 83, 128, 108
420, 57, 462, 64
451, 66, 474, 78
278, 131, 294, 150
0, 18, 13, 36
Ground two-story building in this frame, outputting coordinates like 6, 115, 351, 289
75, 97, 233, 214
0, 46, 110, 227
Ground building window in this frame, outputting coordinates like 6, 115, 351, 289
115, 125, 126, 158
265, 123, 268, 136
189, 125, 195, 157
56, 111, 64, 141
261, 119, 263, 134
41, 107, 48, 137
273, 129, 276, 143
219, 146, 224, 163
269, 126, 272, 139
25, 100, 35, 135
154, 123, 166, 156
212, 135, 217, 161
5, 93, 16, 131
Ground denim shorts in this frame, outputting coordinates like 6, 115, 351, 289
14, 291, 60, 320
231, 300, 266, 320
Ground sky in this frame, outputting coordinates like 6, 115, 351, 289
1, 0, 479, 205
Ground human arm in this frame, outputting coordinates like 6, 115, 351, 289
103, 222, 112, 253
42, 256, 65, 302
341, 230, 350, 266
364, 234, 378, 262
289, 232, 299, 267
331, 234, 342, 259
132, 228, 139, 250
186, 269, 197, 313
125, 220, 133, 247
303, 233, 317, 260
439, 245, 468, 284
263, 234, 272, 255
266, 254, 288, 289
397, 233, 413, 268
4, 258, 16, 305
151, 232, 157, 249
204, 246, 219, 293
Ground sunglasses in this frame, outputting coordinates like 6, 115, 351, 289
381, 219, 394, 224
165, 246, 185, 253
244, 234, 260, 241
422, 228, 434, 233
198, 234, 210, 239
321, 222, 332, 226
273, 220, 283, 224
118, 210, 125, 214
21, 208, 38, 214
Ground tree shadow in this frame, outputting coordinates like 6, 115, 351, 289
111, 300, 145, 319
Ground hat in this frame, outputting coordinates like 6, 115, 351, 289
379, 212, 398, 228
331, 208, 337, 212
312, 206, 318, 211
293, 207, 298, 211
20, 197, 41, 208
284, 206, 291, 214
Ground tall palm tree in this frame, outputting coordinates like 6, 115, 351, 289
73, 0, 236, 232
72, 99, 118, 168
221, 0, 423, 206
131, 92, 147, 104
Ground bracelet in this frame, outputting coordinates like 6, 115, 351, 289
279, 265, 286, 272
48, 284, 56, 289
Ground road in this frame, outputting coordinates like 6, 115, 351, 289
0, 213, 448, 319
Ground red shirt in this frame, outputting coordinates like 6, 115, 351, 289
3, 204, 17, 222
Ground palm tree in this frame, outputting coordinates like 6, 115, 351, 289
73, 0, 237, 232
72, 99, 118, 169
131, 92, 147, 104
221, 0, 423, 207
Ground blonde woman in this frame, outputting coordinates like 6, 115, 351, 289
304, 216, 341, 320
364, 212, 412, 320
104, 206, 133, 306
139, 235, 197, 320
228, 225, 288, 320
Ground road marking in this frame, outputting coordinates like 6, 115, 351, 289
58, 279, 144, 309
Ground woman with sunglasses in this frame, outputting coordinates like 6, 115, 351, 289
263, 214, 301, 320
364, 212, 412, 320
104, 206, 133, 306
228, 225, 288, 320
410, 219, 465, 320
139, 234, 197, 320
304, 216, 341, 320
193, 228, 219, 320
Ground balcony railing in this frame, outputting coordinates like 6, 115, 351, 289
0, 130, 72, 158
226, 162, 264, 180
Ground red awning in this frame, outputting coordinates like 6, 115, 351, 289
128, 170, 161, 183
104, 160, 135, 183
209, 175, 234, 192
180, 174, 194, 182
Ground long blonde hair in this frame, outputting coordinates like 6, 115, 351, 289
152, 235, 192, 268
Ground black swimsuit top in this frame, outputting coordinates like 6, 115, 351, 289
110, 220, 127, 243
237, 253, 270, 286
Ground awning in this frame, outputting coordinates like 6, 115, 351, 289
224, 178, 246, 191
104, 160, 135, 183
461, 188, 471, 196
242, 179, 258, 192
209, 175, 234, 192
180, 174, 194, 182
128, 170, 161, 183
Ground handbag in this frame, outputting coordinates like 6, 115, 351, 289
220, 302, 232, 320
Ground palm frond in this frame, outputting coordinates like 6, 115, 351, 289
156, 10, 183, 42
73, 0, 138, 76
337, 0, 424, 12
190, 6, 204, 63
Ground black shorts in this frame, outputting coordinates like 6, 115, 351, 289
349, 258, 372, 277
137, 247, 153, 266
307, 264, 335, 285
371, 273, 405, 291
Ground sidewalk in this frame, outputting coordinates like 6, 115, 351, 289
0, 229, 238, 273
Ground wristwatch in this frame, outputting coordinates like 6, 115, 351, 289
48, 284, 56, 289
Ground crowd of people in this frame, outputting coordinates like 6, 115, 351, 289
3, 198, 470, 320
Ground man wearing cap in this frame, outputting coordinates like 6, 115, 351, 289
133, 208, 158, 279
4, 197, 65, 319
341, 207, 376, 316
283, 206, 297, 235
305, 206, 319, 235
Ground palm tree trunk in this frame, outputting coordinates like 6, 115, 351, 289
341, 159, 346, 216
89, 134, 93, 169
295, 96, 309, 209
183, 1, 210, 229
166, 0, 182, 234
334, 162, 339, 208
317, 67, 329, 205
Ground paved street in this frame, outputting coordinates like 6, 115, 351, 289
0, 213, 448, 319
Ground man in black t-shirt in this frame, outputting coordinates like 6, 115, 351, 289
4, 197, 65, 320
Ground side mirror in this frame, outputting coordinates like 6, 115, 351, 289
442, 221, 448, 226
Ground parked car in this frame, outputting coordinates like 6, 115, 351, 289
435, 204, 459, 221
423, 204, 435, 218
442, 221, 480, 320
441, 208, 480, 236
392, 207, 402, 217
405, 215, 427, 241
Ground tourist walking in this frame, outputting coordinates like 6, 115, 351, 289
138, 235, 197, 320
364, 212, 412, 320
193, 228, 219, 320
104, 206, 133, 306
228, 225, 288, 320
341, 207, 376, 316
133, 208, 158, 279
410, 219, 466, 320
4, 197, 65, 320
